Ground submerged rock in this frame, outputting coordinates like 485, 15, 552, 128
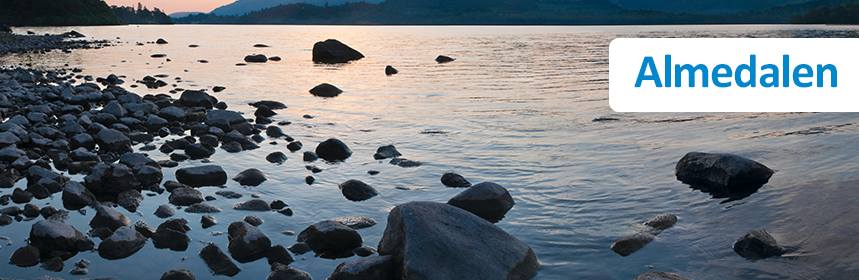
611, 213, 677, 257
332, 216, 377, 229
234, 199, 271, 211
199, 243, 241, 276
733, 229, 786, 260
169, 187, 204, 206
636, 271, 692, 280
378, 201, 540, 280
447, 181, 514, 222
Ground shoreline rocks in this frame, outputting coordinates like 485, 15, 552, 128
733, 229, 786, 260
611, 213, 677, 257
675, 152, 774, 188
447, 181, 514, 222
312, 39, 364, 63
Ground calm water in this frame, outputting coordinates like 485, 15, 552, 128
2, 24, 859, 280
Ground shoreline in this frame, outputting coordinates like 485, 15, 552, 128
0, 31, 113, 57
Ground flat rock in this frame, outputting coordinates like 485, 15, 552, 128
234, 199, 271, 211
611, 232, 655, 257
244, 215, 264, 226
184, 203, 222, 213
339, 180, 378, 201
169, 187, 204, 206
266, 152, 287, 164
84, 162, 141, 194
95, 129, 132, 154
232, 168, 267, 186
175, 165, 227, 187
178, 90, 214, 109
297, 220, 363, 252
333, 217, 377, 229
249, 100, 287, 109
30, 219, 86, 252
329, 255, 395, 280
98, 226, 147, 260
378, 201, 540, 280
244, 54, 268, 63
228, 221, 271, 263
675, 152, 774, 188
199, 243, 241, 276
447, 181, 515, 222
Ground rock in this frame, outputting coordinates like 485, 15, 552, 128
62, 180, 95, 206
297, 220, 363, 252
303, 151, 318, 162
441, 172, 471, 188
270, 200, 287, 210
385, 65, 398, 76
117, 190, 144, 212
22, 203, 39, 217
288, 242, 312, 254
201, 215, 217, 228
268, 264, 312, 280
305, 176, 315, 185
636, 271, 692, 280
0, 214, 12, 226
30, 220, 86, 251
215, 190, 243, 199
199, 243, 241, 276
155, 204, 175, 218
175, 165, 227, 187
329, 255, 395, 280
312, 39, 364, 63
37, 257, 62, 272
70, 267, 88, 275
95, 129, 132, 154
9, 245, 40, 267
447, 181, 515, 222
645, 214, 678, 231
90, 203, 130, 231
255, 105, 277, 118
733, 229, 785, 260
378, 201, 540, 280
156, 38, 168, 44
102, 100, 127, 118
267, 244, 295, 266
675, 152, 774, 188
212, 86, 226, 92
161, 269, 195, 280
98, 226, 147, 260
244, 215, 264, 226
178, 90, 215, 109
232, 168, 267, 186
249, 100, 287, 109
316, 138, 352, 161
390, 158, 422, 167
228, 221, 271, 262
163, 180, 188, 192
206, 109, 245, 126
309, 83, 343, 97
611, 232, 655, 257
184, 143, 214, 159
436, 55, 455, 63
373, 145, 401, 159
339, 180, 378, 201
234, 199, 271, 211
221, 142, 242, 153
333, 217, 377, 229
159, 106, 186, 122
269, 56, 281, 61
135, 165, 163, 186
169, 187, 204, 206
11, 188, 33, 204
152, 220, 191, 251
184, 203, 222, 213
85, 162, 140, 194
244, 54, 268, 63
266, 152, 287, 164
134, 220, 156, 238
287, 141, 302, 152
278, 208, 294, 216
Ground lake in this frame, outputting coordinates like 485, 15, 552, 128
2, 24, 859, 280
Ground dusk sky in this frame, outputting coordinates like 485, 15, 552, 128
105, 0, 235, 13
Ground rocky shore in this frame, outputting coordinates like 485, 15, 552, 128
0, 30, 113, 57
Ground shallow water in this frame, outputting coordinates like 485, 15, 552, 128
2, 24, 859, 280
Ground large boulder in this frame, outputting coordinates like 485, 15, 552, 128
316, 138, 352, 161
309, 83, 343, 97
228, 221, 271, 263
175, 165, 227, 187
90, 203, 130, 231
62, 181, 96, 207
98, 226, 147, 260
29, 220, 86, 251
297, 220, 363, 252
447, 182, 515, 222
312, 39, 364, 63
95, 129, 132, 154
84, 162, 140, 194
199, 243, 241, 276
178, 90, 215, 109
675, 152, 774, 187
232, 168, 266, 186
378, 201, 540, 280
733, 229, 785, 260
339, 179, 378, 201
329, 255, 396, 280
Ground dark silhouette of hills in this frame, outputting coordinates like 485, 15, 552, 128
111, 4, 173, 24
0, 0, 123, 26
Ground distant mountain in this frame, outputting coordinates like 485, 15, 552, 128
169, 12, 204, 18
614, 0, 808, 14
210, 0, 384, 16
112, 5, 173, 24
0, 0, 122, 26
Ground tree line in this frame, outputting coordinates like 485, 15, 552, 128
111, 3, 173, 24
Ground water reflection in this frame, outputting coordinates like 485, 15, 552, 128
682, 182, 765, 204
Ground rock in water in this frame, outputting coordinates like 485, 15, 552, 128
95, 129, 132, 154
339, 180, 378, 201
447, 181, 515, 222
329, 255, 395, 280
161, 269, 195, 280
733, 229, 786, 260
232, 168, 267, 186
316, 138, 352, 161
266, 152, 287, 164
297, 220, 363, 252
385, 65, 398, 76
29, 220, 86, 252
169, 187, 204, 206
228, 221, 271, 263
312, 39, 364, 63
332, 217, 376, 229
309, 83, 343, 97
675, 152, 774, 188
98, 226, 147, 260
9, 245, 40, 267
175, 165, 227, 187
117, 190, 144, 212
154, 204, 175, 218
268, 264, 312, 280
199, 243, 241, 276
156, 38, 168, 44
645, 214, 678, 231
441, 172, 471, 188
234, 199, 271, 211
378, 201, 540, 280
436, 55, 455, 63
611, 232, 655, 257
90, 203, 130, 231
244, 54, 268, 63
636, 271, 692, 280
178, 90, 215, 109
373, 145, 401, 159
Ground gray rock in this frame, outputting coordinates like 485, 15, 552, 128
675, 152, 774, 187
232, 168, 266, 186
268, 263, 312, 280
378, 201, 540, 280
9, 245, 40, 267
62, 180, 96, 206
270, 200, 287, 209
41, 256, 64, 272
11, 187, 32, 203
733, 229, 786, 260
156, 38, 168, 44
636, 271, 692, 280
441, 172, 471, 188
447, 181, 515, 222
353, 246, 377, 257
90, 203, 130, 231
184, 143, 214, 159
117, 190, 144, 212
267, 244, 295, 266
153, 219, 191, 251
159, 106, 186, 122
84, 162, 140, 194
611, 232, 655, 257
303, 151, 318, 162
118, 152, 158, 168
329, 255, 395, 280
287, 141, 302, 152
373, 145, 401, 159
175, 165, 227, 187
135, 165, 163, 186
312, 39, 364, 63
333, 217, 377, 229
102, 100, 126, 118
95, 129, 132, 154
297, 220, 363, 252
22, 203, 39, 217
215, 190, 243, 199
184, 203, 222, 213
339, 179, 378, 201
201, 215, 217, 228
309, 83, 343, 97
154, 204, 175, 218
98, 226, 147, 260
266, 152, 287, 164
134, 220, 156, 238
178, 90, 215, 109
244, 215, 264, 226
161, 269, 195, 280
199, 243, 241, 276
228, 221, 271, 263
645, 214, 678, 231
234, 199, 271, 211
390, 158, 422, 167
206, 109, 244, 126
169, 187, 204, 206
30, 219, 86, 251
163, 180, 188, 192
249, 100, 287, 109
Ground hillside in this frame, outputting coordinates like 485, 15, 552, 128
111, 5, 173, 24
0, 0, 123, 26
210, 0, 384, 16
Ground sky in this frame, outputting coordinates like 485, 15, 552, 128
104, 0, 236, 13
